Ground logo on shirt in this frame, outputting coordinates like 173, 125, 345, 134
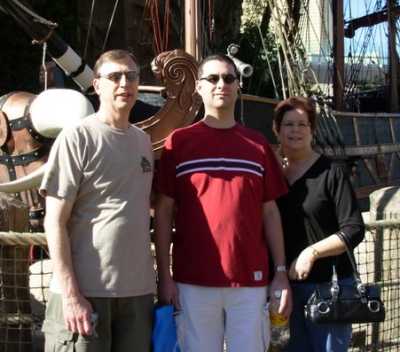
141, 156, 152, 173
254, 271, 263, 281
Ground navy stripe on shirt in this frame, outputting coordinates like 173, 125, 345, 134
176, 158, 264, 177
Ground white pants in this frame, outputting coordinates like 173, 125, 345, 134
175, 283, 270, 352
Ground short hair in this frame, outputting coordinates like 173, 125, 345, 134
273, 96, 317, 132
93, 49, 139, 77
198, 54, 240, 79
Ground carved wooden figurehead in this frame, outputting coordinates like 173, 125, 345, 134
136, 49, 202, 157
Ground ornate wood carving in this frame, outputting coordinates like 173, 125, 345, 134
136, 49, 202, 157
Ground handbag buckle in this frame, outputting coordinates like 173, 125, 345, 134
367, 300, 381, 313
317, 301, 331, 315
357, 283, 368, 303
330, 284, 340, 301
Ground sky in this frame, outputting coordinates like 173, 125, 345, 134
343, 0, 398, 62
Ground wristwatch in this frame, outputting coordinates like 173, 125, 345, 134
275, 265, 287, 273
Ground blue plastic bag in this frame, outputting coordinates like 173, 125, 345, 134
152, 305, 181, 352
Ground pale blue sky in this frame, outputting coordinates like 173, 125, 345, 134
344, 0, 398, 61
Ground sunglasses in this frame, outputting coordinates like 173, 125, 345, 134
199, 74, 238, 85
98, 70, 139, 83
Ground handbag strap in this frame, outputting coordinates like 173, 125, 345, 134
305, 216, 367, 299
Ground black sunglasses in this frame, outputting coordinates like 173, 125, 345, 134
199, 74, 238, 85
99, 70, 139, 83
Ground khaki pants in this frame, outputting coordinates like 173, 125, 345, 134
43, 293, 154, 352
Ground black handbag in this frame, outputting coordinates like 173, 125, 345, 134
304, 231, 385, 324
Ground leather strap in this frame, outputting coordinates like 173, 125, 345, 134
8, 115, 53, 144
29, 208, 45, 220
0, 144, 50, 167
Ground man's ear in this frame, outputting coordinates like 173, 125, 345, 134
195, 80, 202, 94
93, 78, 100, 95
272, 121, 279, 138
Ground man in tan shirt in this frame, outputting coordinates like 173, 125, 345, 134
40, 49, 156, 352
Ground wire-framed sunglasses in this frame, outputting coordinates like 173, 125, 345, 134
199, 74, 238, 85
98, 70, 139, 83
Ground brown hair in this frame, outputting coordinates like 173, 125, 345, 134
273, 96, 317, 132
93, 49, 139, 77
198, 54, 240, 79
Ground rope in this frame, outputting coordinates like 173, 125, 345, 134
365, 219, 400, 229
257, 23, 279, 99
83, 0, 96, 60
0, 232, 47, 246
145, 0, 171, 55
0, 313, 33, 325
9, 0, 57, 28
101, 0, 120, 52
0, 218, 397, 247
208, 0, 214, 42
163, 0, 171, 53
41, 42, 48, 90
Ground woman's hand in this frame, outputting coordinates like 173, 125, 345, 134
288, 246, 319, 281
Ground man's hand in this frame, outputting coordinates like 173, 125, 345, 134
269, 272, 292, 318
288, 246, 317, 281
158, 276, 180, 310
62, 295, 94, 336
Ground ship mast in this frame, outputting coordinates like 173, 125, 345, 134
184, 0, 202, 61
344, 0, 400, 112
332, 0, 345, 111
388, 0, 399, 111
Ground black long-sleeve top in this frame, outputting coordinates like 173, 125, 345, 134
276, 155, 365, 283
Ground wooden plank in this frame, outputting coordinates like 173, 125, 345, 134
333, 111, 400, 118
241, 94, 280, 105
355, 180, 400, 199
352, 116, 362, 146
138, 85, 165, 93
323, 144, 400, 157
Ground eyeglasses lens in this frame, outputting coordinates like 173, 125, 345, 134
102, 71, 138, 82
201, 74, 237, 84
282, 122, 310, 128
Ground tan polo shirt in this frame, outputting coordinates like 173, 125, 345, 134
41, 115, 156, 297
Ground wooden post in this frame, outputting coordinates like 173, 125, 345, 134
0, 194, 31, 352
332, 0, 345, 111
388, 0, 399, 112
184, 0, 202, 61
369, 186, 400, 350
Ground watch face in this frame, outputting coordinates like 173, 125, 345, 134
276, 265, 287, 272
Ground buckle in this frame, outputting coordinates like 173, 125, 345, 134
367, 300, 381, 313
317, 301, 331, 315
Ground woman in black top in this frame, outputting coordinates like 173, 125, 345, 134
274, 97, 365, 352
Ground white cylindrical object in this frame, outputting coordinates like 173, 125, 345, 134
55, 47, 95, 91
0, 163, 47, 193
230, 56, 254, 78
30, 88, 94, 138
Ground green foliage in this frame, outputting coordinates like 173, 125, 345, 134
241, 0, 268, 31
238, 1, 282, 98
